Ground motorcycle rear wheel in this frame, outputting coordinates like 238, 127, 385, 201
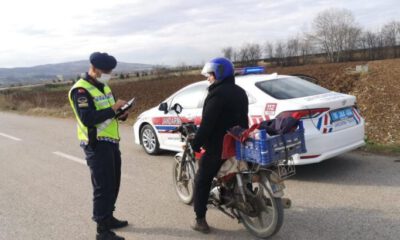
238, 180, 284, 239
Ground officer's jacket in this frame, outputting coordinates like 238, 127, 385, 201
69, 74, 118, 145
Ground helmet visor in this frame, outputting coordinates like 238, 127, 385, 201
201, 62, 219, 77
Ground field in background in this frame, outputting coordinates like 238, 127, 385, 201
0, 74, 204, 120
0, 59, 399, 150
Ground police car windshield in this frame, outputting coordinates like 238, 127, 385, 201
255, 77, 330, 100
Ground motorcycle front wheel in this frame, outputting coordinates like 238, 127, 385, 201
172, 154, 196, 204
238, 180, 284, 239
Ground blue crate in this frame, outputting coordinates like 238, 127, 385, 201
235, 121, 307, 166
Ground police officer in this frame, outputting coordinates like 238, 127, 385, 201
191, 57, 249, 233
68, 52, 128, 240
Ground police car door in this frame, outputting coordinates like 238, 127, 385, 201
163, 83, 208, 150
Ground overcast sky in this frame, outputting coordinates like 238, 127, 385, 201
0, 0, 398, 68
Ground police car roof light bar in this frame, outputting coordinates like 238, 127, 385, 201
244, 66, 265, 74
234, 66, 265, 76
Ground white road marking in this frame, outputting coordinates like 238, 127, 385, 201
0, 132, 22, 141
53, 151, 86, 165
52, 151, 131, 179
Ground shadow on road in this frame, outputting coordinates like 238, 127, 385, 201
119, 225, 250, 240
291, 151, 400, 187
281, 205, 399, 240
157, 150, 178, 157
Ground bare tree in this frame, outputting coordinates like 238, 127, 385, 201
221, 47, 233, 60
381, 21, 399, 46
376, 31, 386, 59
274, 41, 286, 66
238, 45, 250, 63
365, 31, 378, 49
264, 42, 274, 59
312, 8, 361, 62
233, 49, 240, 63
346, 26, 362, 60
247, 43, 262, 66
359, 31, 380, 59
300, 36, 314, 64
358, 31, 369, 59
235, 43, 261, 66
286, 38, 300, 57
381, 21, 400, 57
285, 37, 301, 65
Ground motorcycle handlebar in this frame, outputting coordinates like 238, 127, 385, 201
164, 122, 197, 136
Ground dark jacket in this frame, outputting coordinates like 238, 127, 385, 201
192, 75, 248, 156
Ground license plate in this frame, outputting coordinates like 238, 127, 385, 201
330, 107, 354, 122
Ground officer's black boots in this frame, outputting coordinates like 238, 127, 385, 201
96, 230, 124, 240
96, 216, 128, 240
191, 218, 210, 234
108, 215, 128, 229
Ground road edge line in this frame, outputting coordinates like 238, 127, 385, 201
0, 132, 22, 141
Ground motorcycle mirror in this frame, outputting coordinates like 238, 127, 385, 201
158, 102, 168, 114
171, 103, 183, 114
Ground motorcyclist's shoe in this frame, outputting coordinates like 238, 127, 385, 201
191, 218, 210, 234
96, 230, 125, 240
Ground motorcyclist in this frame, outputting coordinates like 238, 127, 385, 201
191, 57, 249, 233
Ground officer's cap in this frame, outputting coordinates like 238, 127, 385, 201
89, 52, 117, 72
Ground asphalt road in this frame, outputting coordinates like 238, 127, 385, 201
0, 112, 399, 240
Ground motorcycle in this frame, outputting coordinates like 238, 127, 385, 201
167, 103, 305, 239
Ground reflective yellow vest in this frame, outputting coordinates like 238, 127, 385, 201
68, 79, 119, 142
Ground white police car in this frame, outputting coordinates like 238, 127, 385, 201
133, 67, 365, 165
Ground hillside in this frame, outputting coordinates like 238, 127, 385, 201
0, 60, 153, 86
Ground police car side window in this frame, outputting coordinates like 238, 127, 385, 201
171, 84, 208, 109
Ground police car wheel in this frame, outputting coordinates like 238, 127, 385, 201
140, 124, 160, 155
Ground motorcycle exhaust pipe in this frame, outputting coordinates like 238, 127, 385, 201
281, 198, 292, 209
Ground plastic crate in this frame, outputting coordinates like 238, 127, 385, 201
235, 121, 307, 166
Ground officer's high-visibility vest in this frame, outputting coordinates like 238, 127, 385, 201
68, 79, 119, 142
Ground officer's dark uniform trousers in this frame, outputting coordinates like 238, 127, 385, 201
83, 141, 121, 222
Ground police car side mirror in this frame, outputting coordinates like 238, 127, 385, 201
171, 103, 183, 114
158, 102, 168, 114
